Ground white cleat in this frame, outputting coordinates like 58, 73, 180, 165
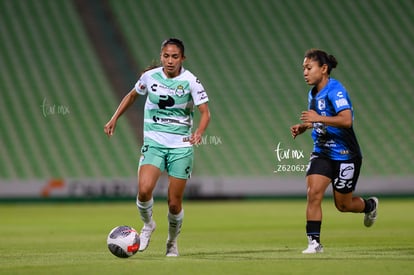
166, 240, 179, 257
364, 197, 378, 227
138, 221, 156, 252
302, 239, 324, 254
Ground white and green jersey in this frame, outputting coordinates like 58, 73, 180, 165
134, 67, 209, 148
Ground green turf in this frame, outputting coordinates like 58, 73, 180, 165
1, 199, 413, 274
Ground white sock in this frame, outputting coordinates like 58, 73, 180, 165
168, 209, 184, 242
136, 197, 154, 225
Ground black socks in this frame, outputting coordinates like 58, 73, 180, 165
363, 198, 376, 213
306, 220, 322, 243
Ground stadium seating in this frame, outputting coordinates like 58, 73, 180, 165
0, 0, 413, 180
0, 0, 139, 178
109, 0, 414, 177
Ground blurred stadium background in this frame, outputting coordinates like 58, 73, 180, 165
1, 0, 413, 200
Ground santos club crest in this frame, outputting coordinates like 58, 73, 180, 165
175, 85, 185, 97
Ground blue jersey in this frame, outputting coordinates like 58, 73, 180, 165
308, 78, 361, 160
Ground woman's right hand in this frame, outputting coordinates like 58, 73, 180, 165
290, 123, 308, 139
104, 119, 117, 137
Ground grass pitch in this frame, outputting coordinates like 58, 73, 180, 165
1, 198, 413, 274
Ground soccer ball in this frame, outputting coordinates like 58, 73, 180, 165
107, 225, 140, 258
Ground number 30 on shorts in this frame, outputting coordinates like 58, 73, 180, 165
334, 163, 355, 190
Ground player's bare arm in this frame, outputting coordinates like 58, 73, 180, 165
290, 123, 312, 139
190, 103, 210, 145
300, 109, 352, 128
104, 89, 139, 137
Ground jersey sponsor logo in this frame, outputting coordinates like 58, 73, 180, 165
157, 95, 175, 109
137, 81, 146, 91
333, 163, 355, 190
197, 90, 208, 102
151, 83, 158, 92
199, 94, 208, 101
318, 99, 325, 110
335, 98, 349, 108
139, 155, 145, 164
141, 145, 149, 153
313, 122, 327, 135
148, 93, 175, 108
152, 115, 191, 126
337, 91, 344, 98
185, 166, 191, 174
339, 163, 354, 180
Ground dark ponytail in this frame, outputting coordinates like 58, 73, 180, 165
305, 49, 338, 74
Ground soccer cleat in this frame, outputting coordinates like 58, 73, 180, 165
138, 221, 156, 252
364, 197, 379, 227
302, 239, 324, 254
166, 240, 179, 257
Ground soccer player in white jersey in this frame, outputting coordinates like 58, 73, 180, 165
104, 38, 210, 257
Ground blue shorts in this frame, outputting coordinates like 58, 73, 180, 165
139, 144, 193, 179
306, 153, 362, 194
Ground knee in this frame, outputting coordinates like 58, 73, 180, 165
307, 188, 324, 205
169, 205, 180, 215
137, 165, 160, 201
168, 200, 182, 215
138, 187, 152, 202
138, 181, 154, 201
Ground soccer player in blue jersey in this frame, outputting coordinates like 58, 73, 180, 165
290, 49, 378, 254
104, 38, 210, 256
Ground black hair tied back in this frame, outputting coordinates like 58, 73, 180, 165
161, 38, 185, 56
